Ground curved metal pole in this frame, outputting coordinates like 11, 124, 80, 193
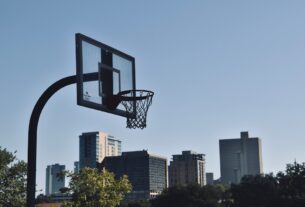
27, 73, 97, 207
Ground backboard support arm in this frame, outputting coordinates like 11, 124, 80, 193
27, 72, 98, 207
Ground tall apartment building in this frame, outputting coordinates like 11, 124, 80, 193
168, 151, 206, 187
45, 164, 65, 196
219, 131, 263, 185
102, 150, 167, 200
79, 131, 121, 169
74, 161, 79, 174
206, 172, 214, 185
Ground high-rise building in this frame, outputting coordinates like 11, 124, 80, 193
219, 131, 263, 185
74, 161, 79, 174
206, 172, 214, 185
79, 131, 122, 169
102, 150, 167, 200
168, 150, 206, 187
45, 164, 65, 196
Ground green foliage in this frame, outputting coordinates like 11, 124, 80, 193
277, 161, 305, 198
0, 147, 27, 207
151, 184, 227, 207
62, 168, 132, 207
231, 162, 305, 207
35, 193, 53, 204
230, 174, 279, 207
151, 162, 305, 207
120, 199, 151, 207
276, 162, 305, 206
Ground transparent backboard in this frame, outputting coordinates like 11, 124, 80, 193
76, 33, 136, 117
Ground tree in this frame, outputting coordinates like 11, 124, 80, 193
151, 184, 226, 207
120, 200, 151, 207
35, 193, 53, 204
230, 174, 279, 207
276, 162, 305, 206
277, 162, 305, 198
230, 162, 305, 207
0, 147, 27, 207
62, 168, 132, 207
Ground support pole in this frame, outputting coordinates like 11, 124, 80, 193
27, 73, 97, 207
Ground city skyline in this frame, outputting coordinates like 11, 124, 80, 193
2, 0, 305, 194
42, 132, 263, 196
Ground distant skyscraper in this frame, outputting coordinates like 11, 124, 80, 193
45, 164, 65, 196
168, 150, 206, 187
74, 161, 79, 174
102, 150, 167, 200
219, 131, 263, 185
79, 131, 122, 169
206, 172, 214, 185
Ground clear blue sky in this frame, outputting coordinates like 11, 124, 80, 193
1, 0, 305, 193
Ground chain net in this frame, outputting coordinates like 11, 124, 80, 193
119, 90, 154, 129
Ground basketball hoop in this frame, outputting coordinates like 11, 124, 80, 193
107, 90, 154, 129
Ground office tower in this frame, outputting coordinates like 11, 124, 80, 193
79, 131, 122, 169
219, 131, 263, 185
74, 161, 79, 174
168, 150, 206, 187
102, 150, 167, 200
45, 164, 65, 196
206, 172, 214, 185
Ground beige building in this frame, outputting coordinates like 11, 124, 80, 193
79, 131, 121, 169
219, 131, 263, 184
169, 151, 206, 187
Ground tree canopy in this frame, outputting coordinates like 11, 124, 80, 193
62, 168, 132, 207
230, 174, 280, 207
0, 147, 27, 207
149, 161, 305, 207
120, 200, 151, 207
150, 184, 227, 207
231, 162, 305, 207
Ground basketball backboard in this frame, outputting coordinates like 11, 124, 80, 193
76, 33, 136, 117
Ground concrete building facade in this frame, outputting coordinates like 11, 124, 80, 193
79, 131, 121, 169
74, 161, 79, 174
206, 172, 214, 185
102, 150, 167, 200
45, 164, 65, 196
219, 131, 263, 185
168, 150, 206, 187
